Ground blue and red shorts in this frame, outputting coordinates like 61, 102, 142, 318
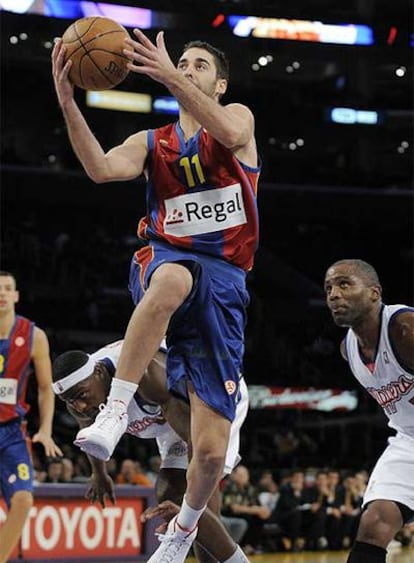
0, 420, 33, 506
129, 241, 249, 422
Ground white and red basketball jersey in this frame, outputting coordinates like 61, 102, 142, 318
345, 304, 414, 439
89, 338, 248, 472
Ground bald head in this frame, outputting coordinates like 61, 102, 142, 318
325, 259, 382, 327
326, 259, 381, 289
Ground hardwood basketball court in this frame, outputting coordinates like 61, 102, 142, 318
188, 547, 413, 562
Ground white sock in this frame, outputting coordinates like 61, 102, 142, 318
176, 495, 206, 531
107, 378, 138, 408
223, 545, 249, 562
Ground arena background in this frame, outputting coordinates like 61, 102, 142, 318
0, 0, 413, 561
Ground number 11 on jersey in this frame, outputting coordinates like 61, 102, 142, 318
179, 154, 206, 188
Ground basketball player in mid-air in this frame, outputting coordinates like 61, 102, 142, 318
325, 259, 414, 563
52, 24, 260, 563
52, 339, 250, 563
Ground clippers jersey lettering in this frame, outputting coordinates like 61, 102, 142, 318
0, 316, 34, 423
138, 122, 260, 271
345, 304, 414, 439
91, 340, 170, 440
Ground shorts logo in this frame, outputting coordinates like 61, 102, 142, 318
164, 184, 246, 237
225, 380, 237, 395
168, 440, 188, 457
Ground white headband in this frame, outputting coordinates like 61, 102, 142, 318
52, 356, 95, 395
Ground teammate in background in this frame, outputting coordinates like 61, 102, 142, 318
324, 259, 414, 563
52, 340, 250, 563
52, 26, 259, 562
0, 271, 62, 563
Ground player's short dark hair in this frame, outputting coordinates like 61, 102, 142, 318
0, 270, 16, 284
329, 259, 381, 287
182, 40, 229, 81
52, 350, 89, 382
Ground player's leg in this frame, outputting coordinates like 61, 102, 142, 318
193, 487, 234, 563
145, 481, 248, 562
147, 253, 247, 562
155, 400, 249, 561
347, 435, 414, 562
0, 424, 34, 563
110, 260, 193, 389
186, 387, 230, 511
75, 256, 193, 460
0, 490, 33, 563
146, 400, 231, 562
347, 500, 404, 563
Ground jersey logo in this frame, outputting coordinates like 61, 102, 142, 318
167, 440, 188, 457
367, 374, 414, 414
164, 184, 246, 237
14, 337, 25, 347
127, 415, 166, 435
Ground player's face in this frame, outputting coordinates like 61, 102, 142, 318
0, 275, 19, 314
324, 264, 379, 327
60, 372, 107, 419
177, 48, 227, 100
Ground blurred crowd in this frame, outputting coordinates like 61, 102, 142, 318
31, 445, 414, 556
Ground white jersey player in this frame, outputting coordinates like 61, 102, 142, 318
52, 340, 250, 563
53, 339, 248, 475
325, 259, 414, 563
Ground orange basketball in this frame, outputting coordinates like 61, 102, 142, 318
61, 16, 131, 90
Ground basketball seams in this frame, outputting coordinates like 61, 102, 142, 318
64, 30, 128, 62
74, 17, 99, 39
64, 17, 100, 70
62, 16, 130, 90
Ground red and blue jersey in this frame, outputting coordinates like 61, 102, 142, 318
0, 315, 34, 423
137, 122, 261, 272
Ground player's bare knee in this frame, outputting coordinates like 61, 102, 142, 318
10, 491, 33, 516
196, 449, 225, 477
149, 264, 193, 313
357, 508, 396, 546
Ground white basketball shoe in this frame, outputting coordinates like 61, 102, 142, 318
147, 514, 198, 563
74, 400, 128, 461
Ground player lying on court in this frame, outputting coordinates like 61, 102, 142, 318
52, 340, 250, 563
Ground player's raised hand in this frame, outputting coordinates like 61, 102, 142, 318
51, 38, 74, 107
123, 30, 177, 86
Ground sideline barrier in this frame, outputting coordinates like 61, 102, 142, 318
0, 483, 158, 562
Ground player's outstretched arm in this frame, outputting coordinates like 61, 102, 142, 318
52, 39, 148, 183
32, 327, 63, 458
124, 30, 255, 152
67, 406, 116, 507
85, 456, 116, 508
